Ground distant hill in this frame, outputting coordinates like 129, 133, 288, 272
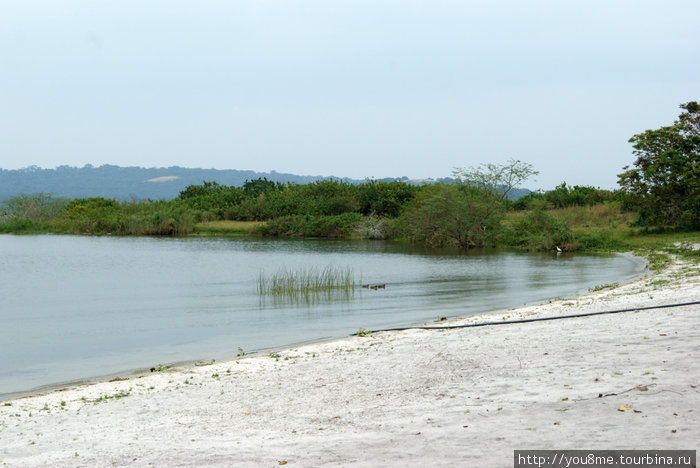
0, 165, 530, 201
0, 165, 357, 201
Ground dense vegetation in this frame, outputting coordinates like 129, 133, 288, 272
618, 101, 699, 230
1, 102, 697, 251
0, 194, 197, 236
0, 171, 627, 250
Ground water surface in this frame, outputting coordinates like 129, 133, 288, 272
0, 235, 644, 397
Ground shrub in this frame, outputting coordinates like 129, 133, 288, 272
0, 193, 69, 221
356, 180, 418, 217
260, 213, 362, 238
512, 183, 618, 210
400, 184, 502, 248
503, 208, 574, 251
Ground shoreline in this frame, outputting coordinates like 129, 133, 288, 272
0, 251, 648, 403
1, 253, 698, 466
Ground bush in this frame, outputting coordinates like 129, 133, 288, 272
400, 184, 502, 248
618, 101, 699, 229
0, 217, 48, 233
260, 213, 362, 238
356, 180, 418, 217
52, 198, 196, 236
178, 179, 417, 221
0, 193, 69, 221
512, 183, 617, 210
178, 181, 244, 219
572, 230, 625, 251
353, 214, 389, 240
502, 209, 574, 251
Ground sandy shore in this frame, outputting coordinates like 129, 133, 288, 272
1, 254, 698, 467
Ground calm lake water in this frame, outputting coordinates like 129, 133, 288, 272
0, 235, 644, 397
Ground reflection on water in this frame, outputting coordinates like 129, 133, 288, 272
0, 235, 644, 397
259, 288, 357, 306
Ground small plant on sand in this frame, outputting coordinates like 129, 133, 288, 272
236, 347, 247, 357
589, 282, 619, 292
93, 389, 131, 403
356, 327, 371, 337
646, 252, 672, 271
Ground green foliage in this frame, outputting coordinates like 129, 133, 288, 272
0, 193, 68, 232
242, 177, 283, 197
51, 198, 196, 236
302, 180, 360, 216
394, 159, 539, 249
178, 181, 244, 219
453, 159, 539, 202
571, 230, 626, 251
60, 197, 120, 232
512, 183, 617, 210
178, 178, 418, 222
645, 252, 672, 271
151, 364, 171, 372
400, 184, 502, 248
93, 389, 132, 403
0, 216, 50, 233
0, 193, 69, 221
356, 180, 419, 217
618, 101, 700, 229
502, 208, 574, 251
260, 212, 363, 238
589, 282, 619, 292
193, 220, 264, 236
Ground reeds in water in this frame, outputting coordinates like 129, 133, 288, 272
257, 265, 356, 299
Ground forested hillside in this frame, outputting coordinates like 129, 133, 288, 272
0, 165, 531, 202
0, 165, 355, 201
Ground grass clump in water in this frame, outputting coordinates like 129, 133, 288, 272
258, 265, 356, 299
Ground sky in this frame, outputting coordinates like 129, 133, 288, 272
1, 0, 698, 190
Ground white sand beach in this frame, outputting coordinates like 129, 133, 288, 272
1, 254, 698, 467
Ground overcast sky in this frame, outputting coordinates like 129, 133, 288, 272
1, 0, 698, 190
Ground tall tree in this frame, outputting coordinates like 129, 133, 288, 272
618, 101, 700, 228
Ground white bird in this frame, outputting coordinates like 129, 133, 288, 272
555, 246, 562, 253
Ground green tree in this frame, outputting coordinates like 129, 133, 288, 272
402, 160, 538, 248
356, 180, 418, 217
452, 159, 539, 202
618, 101, 700, 229
401, 184, 501, 248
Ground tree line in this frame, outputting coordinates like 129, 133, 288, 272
1, 101, 697, 248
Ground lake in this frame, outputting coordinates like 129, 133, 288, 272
0, 235, 644, 398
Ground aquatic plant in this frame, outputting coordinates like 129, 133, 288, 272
257, 265, 356, 298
